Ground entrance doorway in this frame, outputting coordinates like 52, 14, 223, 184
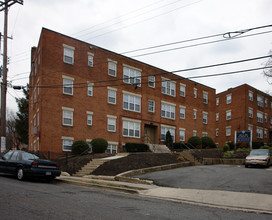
144, 124, 158, 144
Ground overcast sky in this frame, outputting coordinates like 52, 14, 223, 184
2, 0, 272, 113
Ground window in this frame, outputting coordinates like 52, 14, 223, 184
265, 98, 268, 107
62, 107, 73, 126
257, 111, 263, 123
226, 127, 231, 136
226, 94, 232, 104
87, 83, 93, 96
63, 76, 74, 95
62, 137, 73, 152
161, 126, 175, 142
63, 45, 74, 64
203, 92, 208, 104
264, 129, 268, 138
108, 60, 117, 77
123, 119, 140, 138
257, 127, 263, 139
180, 106, 185, 119
179, 129, 185, 142
248, 108, 253, 118
193, 130, 197, 136
216, 113, 219, 121
257, 95, 264, 107
108, 88, 117, 104
148, 76, 155, 88
123, 92, 141, 112
161, 102, 175, 120
265, 113, 268, 123
249, 91, 253, 101
193, 109, 197, 120
226, 110, 231, 120
194, 88, 197, 99
123, 66, 141, 87
202, 132, 208, 137
180, 84, 186, 97
87, 112, 93, 126
216, 128, 219, 137
88, 53, 94, 67
203, 112, 208, 124
248, 124, 253, 132
107, 142, 118, 154
216, 98, 219, 106
162, 78, 175, 97
148, 100, 155, 113
107, 116, 116, 132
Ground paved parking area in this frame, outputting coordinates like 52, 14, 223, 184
136, 165, 272, 194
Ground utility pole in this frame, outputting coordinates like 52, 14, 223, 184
0, 0, 23, 152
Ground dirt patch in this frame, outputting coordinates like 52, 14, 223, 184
92, 153, 182, 176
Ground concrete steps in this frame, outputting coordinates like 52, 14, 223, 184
179, 150, 202, 165
147, 144, 171, 153
73, 159, 108, 177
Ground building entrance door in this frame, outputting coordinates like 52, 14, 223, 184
144, 124, 158, 144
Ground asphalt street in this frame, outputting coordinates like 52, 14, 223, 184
135, 165, 272, 194
0, 174, 271, 220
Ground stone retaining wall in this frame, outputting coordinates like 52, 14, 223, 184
202, 158, 245, 165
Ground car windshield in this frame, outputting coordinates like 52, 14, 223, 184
22, 152, 39, 160
249, 150, 269, 156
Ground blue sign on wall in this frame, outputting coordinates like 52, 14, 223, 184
236, 131, 251, 142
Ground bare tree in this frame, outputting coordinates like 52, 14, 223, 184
6, 109, 20, 150
263, 50, 272, 84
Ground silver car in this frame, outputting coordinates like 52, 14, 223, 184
245, 149, 272, 168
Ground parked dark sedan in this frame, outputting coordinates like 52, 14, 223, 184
0, 150, 61, 181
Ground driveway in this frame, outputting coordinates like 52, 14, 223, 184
135, 165, 272, 194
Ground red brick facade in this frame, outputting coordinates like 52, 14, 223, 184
28, 28, 216, 156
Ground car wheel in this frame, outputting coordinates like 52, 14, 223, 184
17, 168, 24, 181
266, 160, 270, 168
245, 164, 248, 168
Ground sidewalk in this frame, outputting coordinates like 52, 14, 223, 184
57, 175, 272, 215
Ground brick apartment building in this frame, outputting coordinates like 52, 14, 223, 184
215, 84, 272, 147
28, 28, 216, 155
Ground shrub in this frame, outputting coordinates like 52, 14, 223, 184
91, 138, 108, 153
223, 151, 233, 158
201, 136, 216, 148
252, 141, 264, 149
188, 136, 202, 148
165, 131, 173, 148
125, 143, 149, 152
173, 142, 182, 149
236, 148, 250, 153
71, 140, 89, 155
223, 145, 230, 152
226, 141, 235, 150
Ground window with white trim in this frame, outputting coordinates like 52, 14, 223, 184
123, 66, 141, 87
148, 100, 155, 113
107, 116, 116, 132
265, 113, 268, 123
88, 53, 94, 67
216, 128, 219, 137
216, 113, 219, 121
123, 120, 140, 138
87, 112, 93, 126
107, 143, 118, 154
257, 95, 264, 107
161, 126, 175, 142
62, 108, 73, 126
249, 91, 253, 101
180, 84, 186, 97
179, 128, 185, 142
193, 109, 197, 120
265, 98, 268, 107
87, 83, 93, 96
108, 60, 117, 77
180, 106, 185, 119
248, 108, 253, 118
216, 98, 219, 106
226, 110, 231, 120
202, 132, 208, 137
162, 78, 175, 97
248, 124, 253, 132
123, 93, 141, 112
63, 77, 73, 95
148, 76, 155, 88
257, 127, 263, 138
194, 88, 197, 98
193, 130, 197, 136
62, 138, 73, 152
108, 88, 116, 104
257, 111, 263, 123
161, 102, 175, 120
203, 112, 208, 124
63, 46, 74, 64
226, 94, 232, 104
203, 92, 208, 104
226, 126, 231, 136
264, 129, 268, 138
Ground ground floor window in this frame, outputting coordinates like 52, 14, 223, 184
123, 119, 141, 138
107, 143, 118, 154
161, 126, 175, 142
62, 138, 73, 151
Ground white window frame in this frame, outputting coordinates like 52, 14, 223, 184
107, 115, 117, 132
226, 94, 232, 104
202, 132, 208, 137
193, 109, 197, 120
162, 78, 176, 97
63, 44, 74, 65
180, 83, 186, 97
264, 129, 268, 138
179, 128, 185, 142
88, 52, 94, 67
107, 142, 118, 154
148, 75, 155, 88
62, 137, 74, 152
161, 101, 175, 120
148, 100, 155, 113
194, 88, 197, 99
216, 98, 219, 106
62, 107, 74, 126
123, 65, 141, 87
257, 95, 264, 107
257, 127, 263, 139
249, 91, 253, 101
248, 108, 253, 118
122, 118, 141, 139
203, 92, 208, 104
161, 125, 175, 142
216, 113, 219, 121
226, 126, 231, 137
123, 92, 141, 113
63, 76, 74, 95
226, 110, 231, 120
216, 128, 219, 137
108, 60, 117, 77
108, 87, 117, 104
257, 111, 263, 123
203, 112, 208, 124
180, 106, 186, 119
193, 130, 197, 136
265, 113, 268, 123
87, 83, 93, 96
87, 111, 93, 126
